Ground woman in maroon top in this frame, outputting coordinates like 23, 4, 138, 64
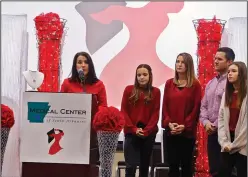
60, 51, 107, 108
121, 64, 161, 177
218, 62, 247, 177
162, 53, 201, 177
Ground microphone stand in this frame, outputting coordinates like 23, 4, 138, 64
81, 79, 86, 93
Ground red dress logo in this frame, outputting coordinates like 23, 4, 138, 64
47, 128, 64, 155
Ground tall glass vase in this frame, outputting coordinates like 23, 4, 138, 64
34, 13, 67, 92
193, 17, 226, 177
1, 127, 10, 176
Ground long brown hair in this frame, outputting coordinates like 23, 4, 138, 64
225, 62, 247, 108
129, 64, 153, 105
173, 53, 197, 87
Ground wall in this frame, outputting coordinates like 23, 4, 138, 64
2, 1, 247, 142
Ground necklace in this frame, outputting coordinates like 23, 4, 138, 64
178, 79, 186, 85
29, 71, 37, 83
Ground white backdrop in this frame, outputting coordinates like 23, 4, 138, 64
1, 2, 247, 177
2, 1, 247, 82
227, 17, 247, 64
2, 1, 247, 138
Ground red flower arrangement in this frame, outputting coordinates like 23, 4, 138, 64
1, 104, 15, 128
34, 12, 64, 41
196, 16, 223, 42
93, 106, 125, 132
34, 12, 66, 92
193, 16, 225, 177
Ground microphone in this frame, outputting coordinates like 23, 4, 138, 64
77, 68, 85, 83
77, 68, 86, 93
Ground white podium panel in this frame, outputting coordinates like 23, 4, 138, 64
20, 92, 92, 164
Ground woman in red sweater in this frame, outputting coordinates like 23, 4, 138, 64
162, 53, 201, 177
60, 51, 107, 108
121, 64, 161, 177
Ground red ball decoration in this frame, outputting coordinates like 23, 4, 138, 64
1, 104, 15, 128
93, 106, 125, 132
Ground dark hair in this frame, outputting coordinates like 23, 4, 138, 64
217, 47, 235, 61
173, 52, 197, 87
47, 128, 55, 143
129, 64, 153, 105
69, 51, 99, 84
47, 129, 64, 143
225, 62, 247, 108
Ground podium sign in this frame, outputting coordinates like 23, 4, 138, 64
20, 92, 92, 164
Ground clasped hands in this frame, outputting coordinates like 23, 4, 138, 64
204, 123, 231, 152
136, 128, 144, 137
223, 145, 231, 152
169, 123, 185, 135
204, 122, 217, 135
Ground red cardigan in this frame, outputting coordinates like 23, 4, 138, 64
162, 78, 201, 137
60, 78, 107, 107
121, 85, 161, 137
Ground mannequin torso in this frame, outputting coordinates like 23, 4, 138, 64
23, 70, 44, 91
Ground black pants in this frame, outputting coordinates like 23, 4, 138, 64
164, 132, 195, 177
207, 132, 221, 177
219, 152, 247, 177
219, 131, 247, 177
124, 134, 156, 177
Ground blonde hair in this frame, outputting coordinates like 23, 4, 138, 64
173, 52, 197, 87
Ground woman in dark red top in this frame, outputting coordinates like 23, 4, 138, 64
60, 52, 107, 108
162, 53, 201, 177
218, 62, 247, 177
121, 64, 160, 177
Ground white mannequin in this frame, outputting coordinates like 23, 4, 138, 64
23, 70, 44, 91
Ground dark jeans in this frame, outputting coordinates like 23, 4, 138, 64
207, 132, 221, 177
219, 131, 247, 177
219, 152, 247, 177
124, 134, 156, 177
164, 131, 195, 177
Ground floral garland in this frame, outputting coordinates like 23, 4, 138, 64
93, 106, 125, 132
193, 16, 226, 177
34, 12, 65, 92
1, 104, 15, 128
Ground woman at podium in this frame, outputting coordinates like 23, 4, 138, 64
60, 51, 107, 108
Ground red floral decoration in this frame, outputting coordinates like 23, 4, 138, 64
93, 106, 125, 132
193, 16, 226, 177
34, 12, 66, 92
1, 104, 15, 128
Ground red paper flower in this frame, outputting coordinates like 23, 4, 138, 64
93, 106, 125, 132
196, 16, 223, 42
34, 12, 66, 92
34, 12, 64, 40
1, 104, 15, 128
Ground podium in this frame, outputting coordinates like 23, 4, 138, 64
21, 92, 99, 177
